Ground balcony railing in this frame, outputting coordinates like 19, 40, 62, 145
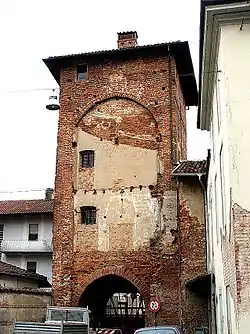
0, 240, 52, 253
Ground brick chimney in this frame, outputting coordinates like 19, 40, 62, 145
117, 31, 138, 49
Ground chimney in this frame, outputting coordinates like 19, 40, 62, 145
45, 188, 54, 200
117, 31, 138, 49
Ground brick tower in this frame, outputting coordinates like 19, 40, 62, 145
44, 32, 207, 333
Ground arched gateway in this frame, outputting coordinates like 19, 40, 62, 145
78, 275, 145, 334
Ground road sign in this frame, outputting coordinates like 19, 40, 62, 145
148, 298, 160, 313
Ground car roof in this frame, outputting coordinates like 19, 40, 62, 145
135, 326, 182, 332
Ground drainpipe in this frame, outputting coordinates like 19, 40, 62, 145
177, 178, 183, 327
197, 174, 208, 271
197, 174, 212, 334
168, 44, 175, 165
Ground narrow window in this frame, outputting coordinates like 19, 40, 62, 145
0, 224, 4, 257
80, 150, 94, 168
212, 292, 218, 334
0, 224, 3, 242
214, 174, 220, 244
28, 224, 38, 241
219, 293, 224, 333
77, 64, 88, 80
81, 206, 96, 225
220, 145, 226, 234
226, 285, 232, 334
27, 261, 37, 273
216, 73, 221, 131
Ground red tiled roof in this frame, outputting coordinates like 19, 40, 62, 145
0, 199, 53, 215
171, 160, 207, 175
0, 261, 51, 287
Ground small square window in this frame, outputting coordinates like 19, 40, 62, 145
81, 206, 96, 225
80, 150, 94, 168
77, 64, 88, 80
27, 261, 37, 273
28, 224, 38, 241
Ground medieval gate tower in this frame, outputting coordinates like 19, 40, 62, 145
44, 32, 208, 334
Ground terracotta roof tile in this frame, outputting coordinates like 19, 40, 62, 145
44, 41, 181, 61
0, 199, 53, 215
171, 160, 207, 175
0, 261, 51, 287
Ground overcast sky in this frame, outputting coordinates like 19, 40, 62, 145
0, 0, 209, 200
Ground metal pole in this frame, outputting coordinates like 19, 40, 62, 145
154, 313, 156, 327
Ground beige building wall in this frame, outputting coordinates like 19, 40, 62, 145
0, 288, 51, 334
76, 131, 159, 189
73, 97, 178, 256
0, 274, 40, 289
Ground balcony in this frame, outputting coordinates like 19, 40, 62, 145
0, 240, 52, 254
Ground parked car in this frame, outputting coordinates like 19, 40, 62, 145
135, 326, 184, 334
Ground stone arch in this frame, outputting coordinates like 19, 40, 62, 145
75, 95, 160, 151
73, 266, 148, 306
75, 93, 158, 128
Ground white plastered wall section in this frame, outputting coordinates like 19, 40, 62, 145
200, 2, 250, 332
74, 130, 160, 251
206, 25, 236, 334
74, 129, 178, 252
222, 22, 250, 334
207, 20, 250, 334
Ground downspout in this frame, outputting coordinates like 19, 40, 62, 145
197, 173, 208, 272
198, 173, 211, 333
168, 44, 175, 165
176, 178, 183, 327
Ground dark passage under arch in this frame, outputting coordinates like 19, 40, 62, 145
78, 274, 145, 334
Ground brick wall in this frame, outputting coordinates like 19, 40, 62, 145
230, 203, 250, 331
178, 178, 208, 332
52, 49, 206, 333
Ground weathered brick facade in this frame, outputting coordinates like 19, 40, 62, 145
224, 203, 250, 329
178, 178, 208, 332
44, 32, 207, 333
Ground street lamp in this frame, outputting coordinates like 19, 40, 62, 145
46, 89, 60, 110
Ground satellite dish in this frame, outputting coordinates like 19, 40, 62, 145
46, 93, 60, 110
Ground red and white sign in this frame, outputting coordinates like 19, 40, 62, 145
148, 297, 160, 313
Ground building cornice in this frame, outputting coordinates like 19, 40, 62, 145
199, 1, 250, 130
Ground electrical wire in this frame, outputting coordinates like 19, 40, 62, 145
0, 188, 49, 194
0, 87, 59, 94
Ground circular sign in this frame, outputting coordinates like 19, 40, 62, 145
148, 298, 160, 313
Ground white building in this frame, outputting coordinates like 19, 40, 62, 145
198, 1, 250, 333
0, 197, 53, 283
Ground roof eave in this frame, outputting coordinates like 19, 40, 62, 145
198, 1, 250, 129
3, 272, 51, 287
171, 172, 206, 177
0, 211, 53, 216
198, 5, 220, 130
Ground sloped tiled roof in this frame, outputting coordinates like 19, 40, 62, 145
0, 199, 53, 215
171, 160, 207, 176
0, 261, 51, 287
45, 41, 183, 60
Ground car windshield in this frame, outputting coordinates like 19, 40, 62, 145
138, 329, 176, 334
